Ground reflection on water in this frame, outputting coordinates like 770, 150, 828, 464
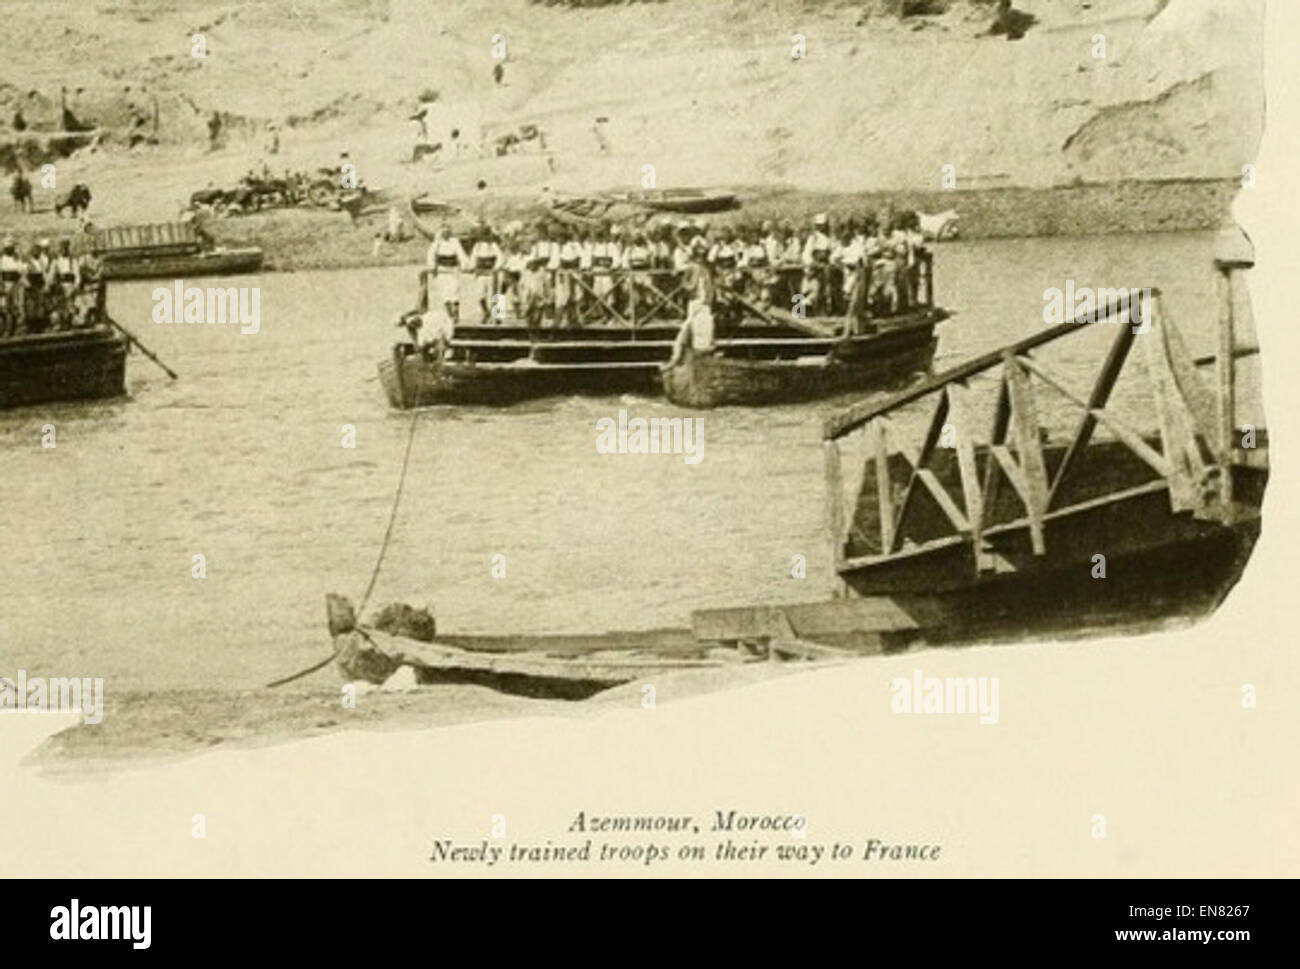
0, 231, 1250, 690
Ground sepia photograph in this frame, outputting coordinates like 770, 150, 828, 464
0, 0, 1296, 925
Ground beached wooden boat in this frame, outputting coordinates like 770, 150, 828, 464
818, 229, 1266, 638
599, 187, 739, 214
99, 247, 264, 280
91, 220, 263, 279
323, 595, 769, 699
0, 324, 127, 409
661, 311, 944, 408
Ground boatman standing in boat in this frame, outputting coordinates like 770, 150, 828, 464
426, 223, 468, 324
521, 223, 556, 338
801, 213, 834, 316
667, 236, 717, 366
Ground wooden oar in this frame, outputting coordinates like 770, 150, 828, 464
104, 314, 178, 379
728, 289, 838, 338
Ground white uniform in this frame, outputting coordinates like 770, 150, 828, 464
586, 240, 621, 300
469, 239, 502, 306
551, 241, 585, 310
427, 238, 466, 306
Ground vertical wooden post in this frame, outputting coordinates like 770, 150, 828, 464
1216, 267, 1236, 520
870, 418, 895, 555
824, 440, 845, 568
629, 269, 638, 340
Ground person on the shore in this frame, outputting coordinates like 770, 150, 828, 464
426, 223, 467, 324
10, 170, 33, 214
668, 236, 717, 365
0, 237, 24, 337
801, 213, 834, 315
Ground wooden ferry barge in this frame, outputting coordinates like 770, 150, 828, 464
380, 258, 947, 409
0, 281, 127, 409
92, 221, 263, 280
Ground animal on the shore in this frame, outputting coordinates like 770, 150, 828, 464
918, 209, 960, 242
10, 172, 33, 213
54, 183, 91, 218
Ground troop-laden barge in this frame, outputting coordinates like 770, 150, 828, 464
379, 258, 947, 409
0, 281, 127, 409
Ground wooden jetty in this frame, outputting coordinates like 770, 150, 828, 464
380, 259, 948, 408
818, 230, 1266, 638
0, 282, 127, 409
92, 221, 263, 280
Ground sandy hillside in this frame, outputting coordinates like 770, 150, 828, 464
0, 0, 1265, 223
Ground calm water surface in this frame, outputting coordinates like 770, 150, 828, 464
0, 231, 1241, 690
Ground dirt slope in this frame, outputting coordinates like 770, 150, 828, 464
0, 0, 1265, 223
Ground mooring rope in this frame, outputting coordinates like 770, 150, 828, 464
266, 409, 423, 688
357, 410, 421, 617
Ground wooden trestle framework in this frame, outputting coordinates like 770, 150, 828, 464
822, 254, 1263, 581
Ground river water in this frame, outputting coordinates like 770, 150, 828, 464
0, 231, 1252, 691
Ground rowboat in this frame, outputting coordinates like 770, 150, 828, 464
324, 594, 845, 699
598, 187, 739, 214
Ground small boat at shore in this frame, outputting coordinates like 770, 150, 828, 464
323, 594, 846, 699
598, 187, 739, 214
99, 246, 264, 280
91, 221, 263, 280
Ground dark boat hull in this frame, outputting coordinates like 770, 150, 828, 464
661, 317, 941, 409
100, 247, 264, 280
0, 326, 128, 409
379, 345, 664, 407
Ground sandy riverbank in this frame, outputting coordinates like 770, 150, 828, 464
0, 0, 1262, 270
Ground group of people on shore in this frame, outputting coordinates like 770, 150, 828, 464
0, 236, 102, 338
418, 207, 932, 336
